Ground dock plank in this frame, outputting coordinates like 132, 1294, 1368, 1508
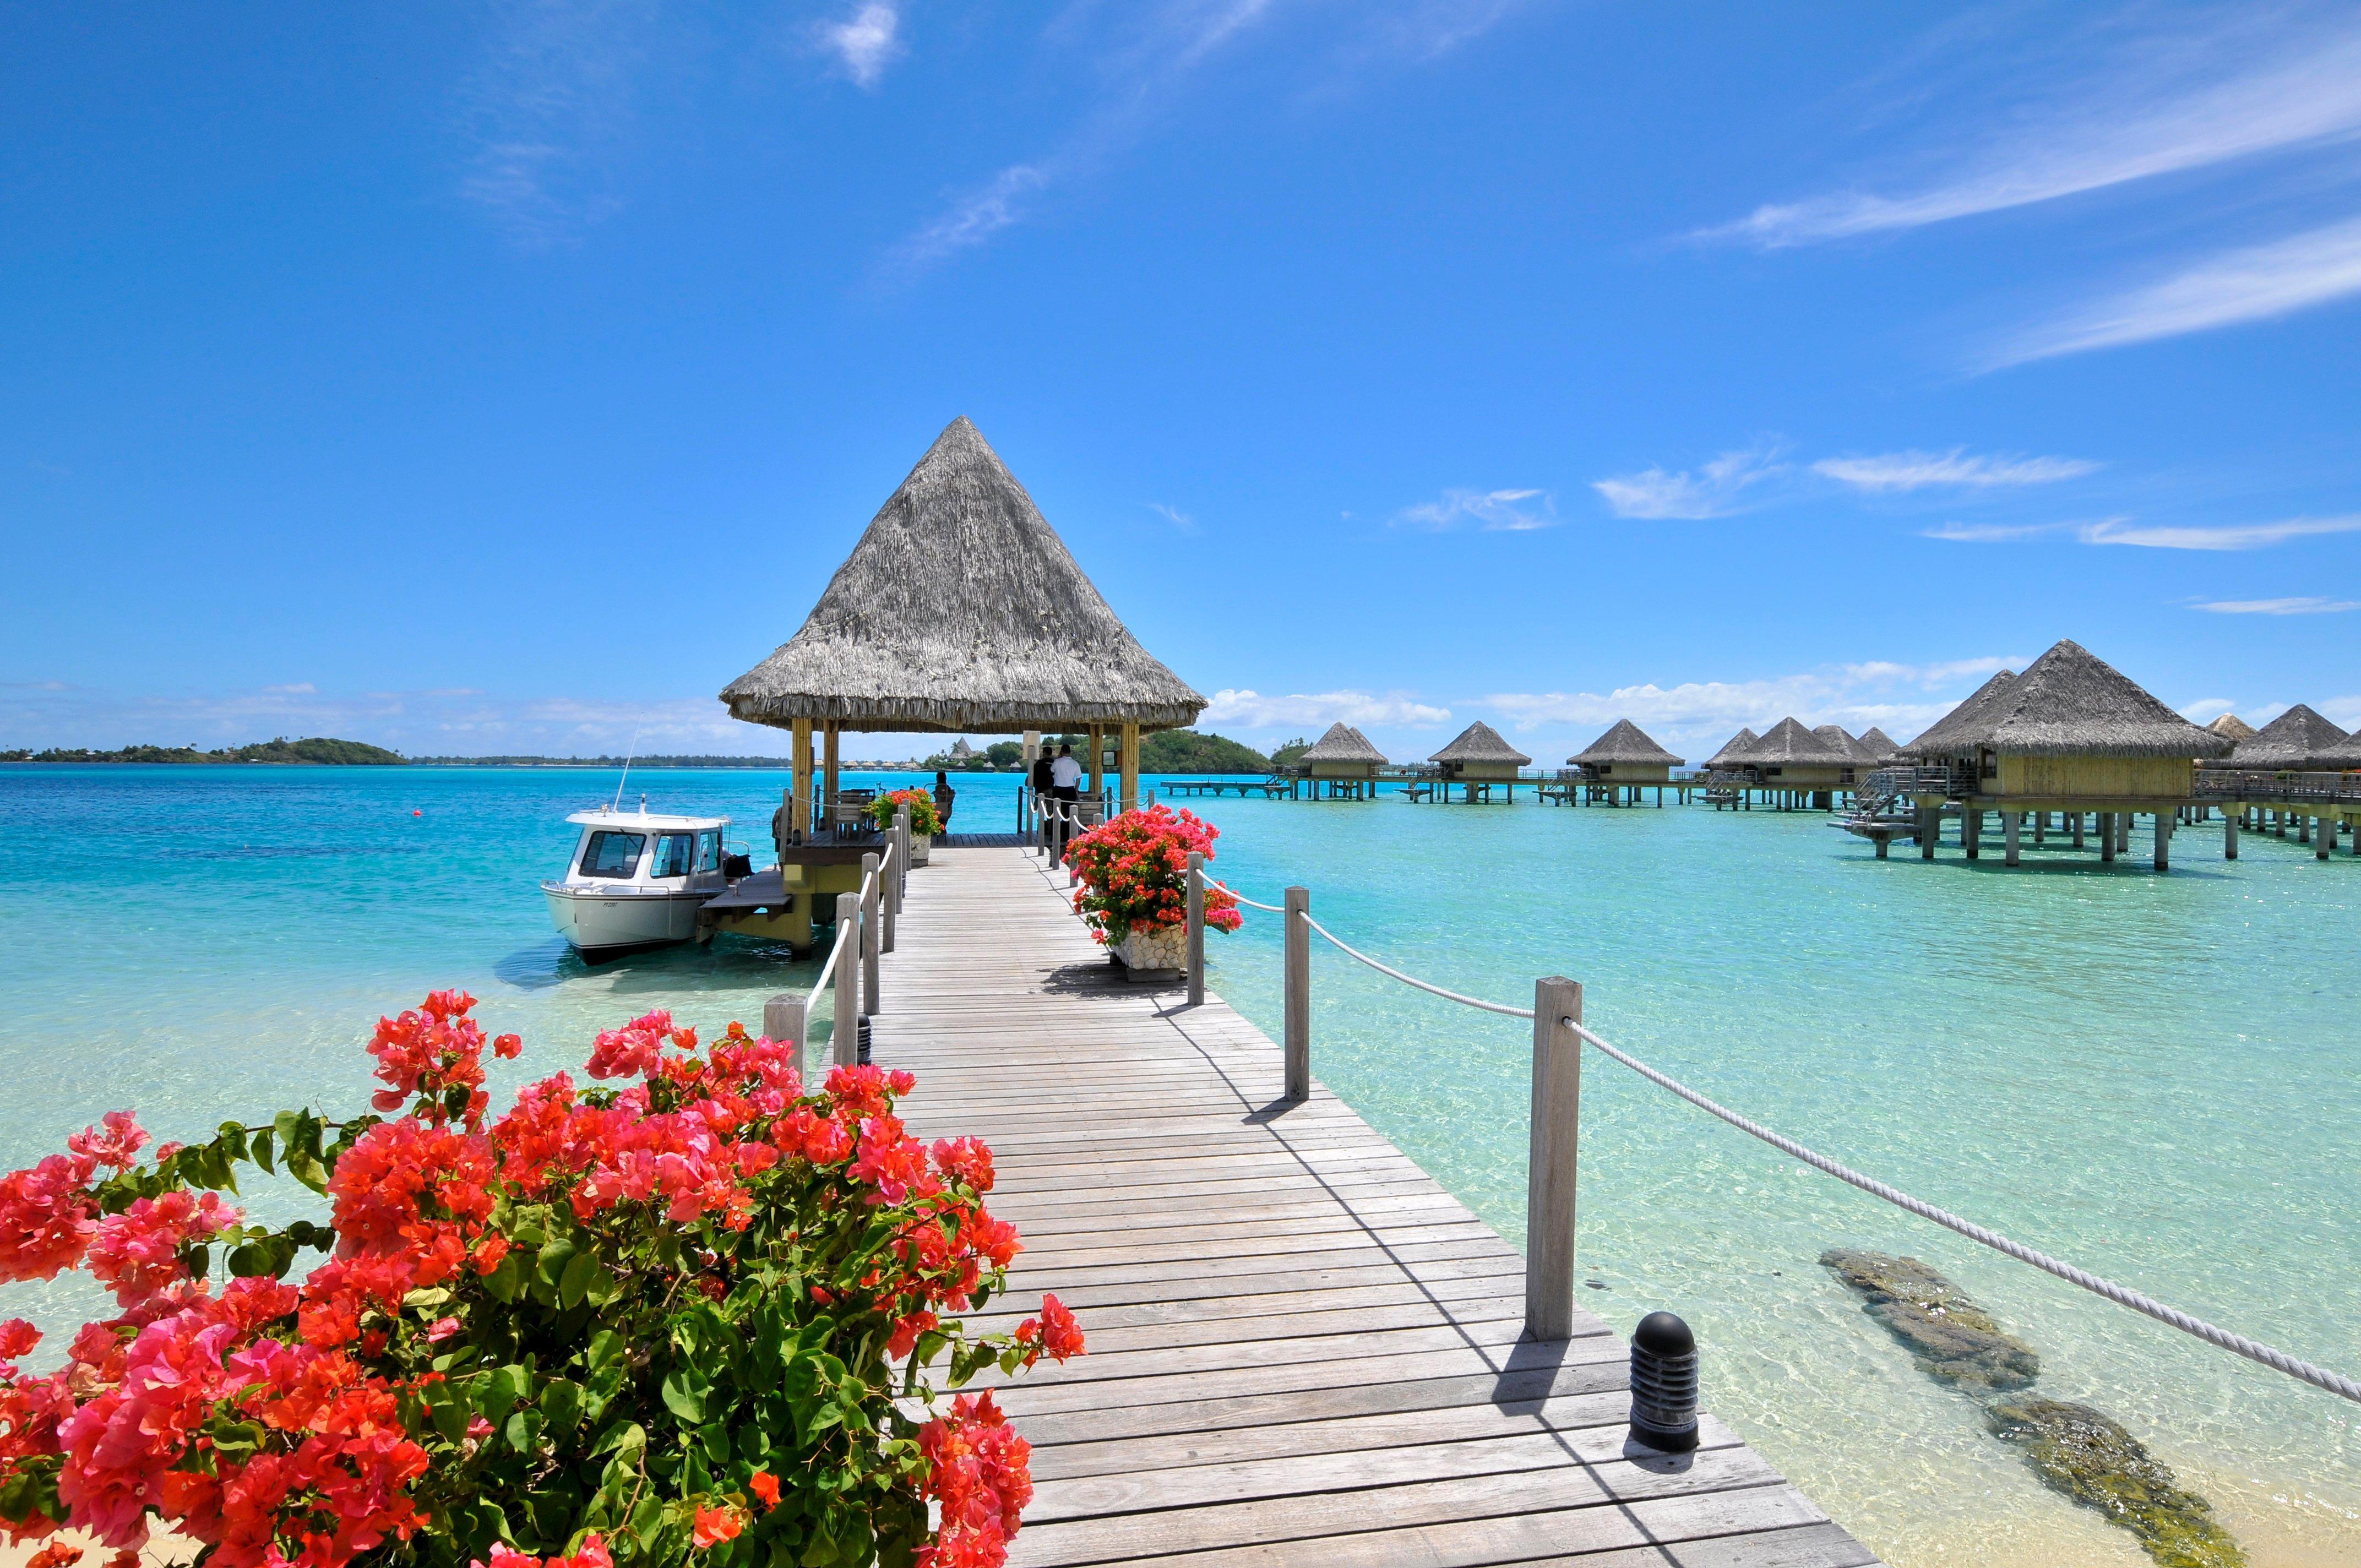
867, 847, 1876, 1568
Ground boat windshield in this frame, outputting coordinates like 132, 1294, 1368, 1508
651, 832, 696, 879
697, 829, 721, 872
579, 831, 646, 878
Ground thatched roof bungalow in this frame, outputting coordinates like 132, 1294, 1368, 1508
1299, 722, 1388, 780
719, 416, 1205, 827
2223, 705, 2361, 771
1568, 720, 1683, 783
1704, 728, 1758, 770
1736, 718, 1862, 789
1908, 640, 2228, 802
1430, 722, 1530, 781
2206, 713, 2257, 743
1815, 725, 1881, 768
1856, 726, 1902, 765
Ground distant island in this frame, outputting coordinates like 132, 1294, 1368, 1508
410, 754, 805, 769
2, 737, 406, 765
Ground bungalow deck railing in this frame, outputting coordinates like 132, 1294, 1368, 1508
1179, 853, 2361, 1406
2194, 768, 2361, 804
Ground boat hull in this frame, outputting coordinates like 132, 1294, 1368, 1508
544, 885, 708, 957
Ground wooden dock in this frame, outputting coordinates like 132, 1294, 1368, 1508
870, 847, 1878, 1567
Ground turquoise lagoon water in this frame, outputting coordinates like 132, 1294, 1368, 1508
2, 765, 2355, 1566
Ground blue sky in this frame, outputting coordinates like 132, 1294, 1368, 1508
5, 1, 2358, 762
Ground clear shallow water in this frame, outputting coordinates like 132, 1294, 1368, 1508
1, 767, 2354, 1566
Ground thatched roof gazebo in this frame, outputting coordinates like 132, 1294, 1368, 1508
2224, 705, 2361, 771
1298, 722, 1389, 798
1429, 721, 1531, 802
720, 417, 1206, 832
2207, 713, 2258, 744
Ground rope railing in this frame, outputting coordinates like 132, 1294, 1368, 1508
763, 809, 910, 1072
1180, 862, 2361, 1404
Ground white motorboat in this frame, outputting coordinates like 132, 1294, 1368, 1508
542, 803, 732, 957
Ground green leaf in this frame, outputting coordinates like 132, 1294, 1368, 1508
660, 1368, 707, 1425
484, 1252, 526, 1304
537, 1378, 585, 1434
559, 1250, 604, 1311
251, 1128, 276, 1174
585, 1329, 626, 1372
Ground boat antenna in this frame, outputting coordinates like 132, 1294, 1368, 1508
610, 727, 642, 814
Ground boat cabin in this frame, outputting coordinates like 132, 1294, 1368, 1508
543, 807, 733, 957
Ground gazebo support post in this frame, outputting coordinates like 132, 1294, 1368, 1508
1087, 725, 1103, 815
1120, 721, 1140, 815
822, 722, 840, 831
790, 718, 814, 843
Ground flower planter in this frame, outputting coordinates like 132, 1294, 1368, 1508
910, 833, 932, 867
1113, 923, 1187, 982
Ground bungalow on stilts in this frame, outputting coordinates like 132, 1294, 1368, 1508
1297, 722, 1388, 799
1428, 722, 1531, 803
1560, 720, 1683, 806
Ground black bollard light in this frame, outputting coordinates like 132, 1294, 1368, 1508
1629, 1311, 1699, 1452
857, 1016, 873, 1066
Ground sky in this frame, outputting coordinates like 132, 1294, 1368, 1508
4, 0, 2359, 763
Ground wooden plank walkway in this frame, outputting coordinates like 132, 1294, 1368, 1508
872, 847, 1878, 1568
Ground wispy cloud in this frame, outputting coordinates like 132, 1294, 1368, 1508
458, 0, 657, 243
1146, 502, 1199, 532
1702, 17, 2361, 248
1593, 448, 1782, 520
1815, 448, 2098, 492
898, 165, 1051, 264
2178, 696, 2242, 722
1993, 214, 2361, 364
817, 2, 902, 88
1396, 487, 1555, 531
2080, 514, 2361, 550
2194, 595, 2361, 614
1201, 688, 1451, 731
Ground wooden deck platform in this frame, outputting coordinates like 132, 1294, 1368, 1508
870, 847, 1878, 1567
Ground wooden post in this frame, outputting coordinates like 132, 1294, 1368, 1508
2072, 812, 2085, 848
2224, 812, 2238, 860
2098, 811, 2116, 863
2004, 811, 2021, 866
762, 993, 806, 1059
1282, 887, 1310, 1102
861, 852, 881, 1014
2034, 811, 2046, 846
1963, 809, 1981, 859
2154, 811, 2170, 871
1524, 976, 1582, 1342
1087, 724, 1103, 805
834, 893, 859, 1068
2117, 812, 2131, 855
893, 809, 911, 903
2318, 815, 2333, 861
2298, 813, 2311, 845
1185, 852, 1205, 1008
790, 718, 814, 841
822, 722, 840, 832
1120, 720, 1140, 815
880, 839, 897, 954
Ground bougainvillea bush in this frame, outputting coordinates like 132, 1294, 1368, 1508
864, 792, 942, 838
1064, 806, 1242, 948
0, 993, 1079, 1568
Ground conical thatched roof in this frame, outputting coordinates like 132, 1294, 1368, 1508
1430, 721, 1531, 765
1906, 669, 2017, 759
719, 418, 1206, 734
1299, 722, 1388, 764
1741, 717, 1859, 766
2206, 714, 2257, 742
1814, 725, 1881, 765
1704, 727, 1758, 768
1856, 726, 1902, 764
2227, 705, 2361, 769
1938, 640, 2229, 758
1569, 720, 1682, 767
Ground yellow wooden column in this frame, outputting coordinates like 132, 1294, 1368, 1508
1087, 724, 1103, 804
790, 717, 813, 841
822, 722, 840, 821
1120, 721, 1140, 814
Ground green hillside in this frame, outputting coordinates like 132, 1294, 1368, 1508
5, 737, 406, 765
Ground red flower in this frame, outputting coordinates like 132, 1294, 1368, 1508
748, 1471, 780, 1512
691, 1505, 744, 1549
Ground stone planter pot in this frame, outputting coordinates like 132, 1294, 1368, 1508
909, 833, 932, 867
1113, 923, 1187, 981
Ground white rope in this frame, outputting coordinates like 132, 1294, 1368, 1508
1566, 1018, 2361, 1406
1303, 915, 1536, 1018
808, 917, 847, 1004
1199, 876, 1287, 914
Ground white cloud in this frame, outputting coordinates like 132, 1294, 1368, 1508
1921, 520, 2081, 543
1702, 18, 2361, 248
2319, 695, 2361, 729
1592, 449, 1782, 520
2178, 697, 2241, 722
898, 164, 1050, 263
1146, 502, 1199, 532
1814, 448, 2098, 491
1995, 214, 2361, 364
2079, 514, 2361, 550
1395, 487, 1555, 531
817, 2, 902, 88
2194, 596, 2361, 614
1200, 689, 1451, 731
456, 0, 657, 243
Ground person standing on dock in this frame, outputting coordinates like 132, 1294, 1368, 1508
1048, 743, 1082, 864
932, 769, 957, 833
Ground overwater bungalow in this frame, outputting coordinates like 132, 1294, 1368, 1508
1856, 726, 1902, 766
1902, 640, 2228, 869
2206, 713, 2258, 744
1704, 727, 1758, 769
1565, 720, 1682, 805
1297, 721, 1388, 799
715, 416, 1205, 943
1732, 717, 1862, 809
1428, 721, 1531, 803
2218, 704, 2360, 771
